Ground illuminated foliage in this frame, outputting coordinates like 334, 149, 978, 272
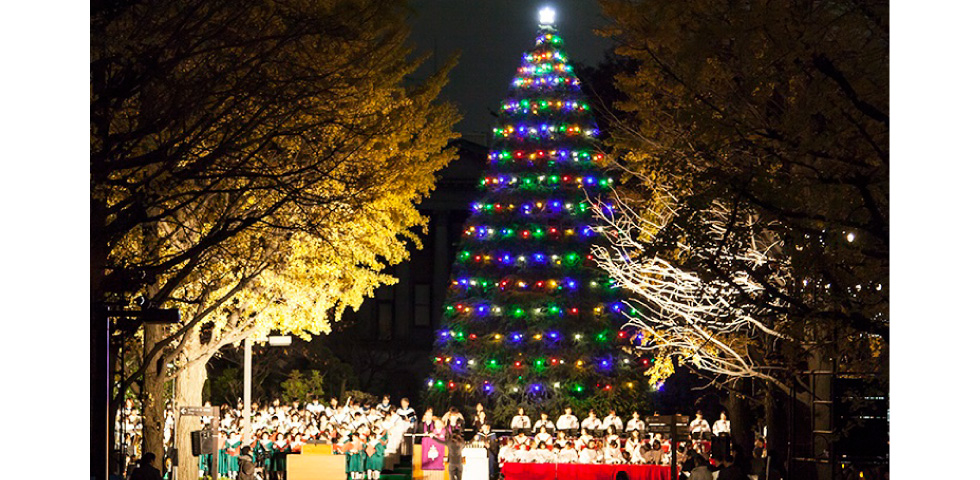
92, 0, 458, 474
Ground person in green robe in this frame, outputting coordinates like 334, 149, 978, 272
344, 426, 369, 480
198, 452, 212, 478
217, 431, 230, 477
270, 432, 288, 480
364, 427, 387, 480
342, 433, 355, 480
225, 431, 242, 474
254, 431, 273, 473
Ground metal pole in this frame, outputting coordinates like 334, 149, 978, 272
244, 338, 253, 442
105, 314, 112, 480
670, 415, 678, 480
212, 407, 220, 479
119, 334, 126, 477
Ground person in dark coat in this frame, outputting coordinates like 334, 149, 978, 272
750, 438, 768, 480
688, 454, 714, 480
443, 433, 465, 480
128, 453, 163, 480
716, 453, 750, 480
238, 445, 257, 479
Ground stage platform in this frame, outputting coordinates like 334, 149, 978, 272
501, 462, 672, 480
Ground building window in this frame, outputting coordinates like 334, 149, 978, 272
414, 284, 431, 327
377, 286, 393, 340
378, 303, 393, 340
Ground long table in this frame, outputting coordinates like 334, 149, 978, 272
501, 462, 672, 480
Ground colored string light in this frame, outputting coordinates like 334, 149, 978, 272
429, 20, 645, 405
492, 123, 598, 139
478, 173, 613, 190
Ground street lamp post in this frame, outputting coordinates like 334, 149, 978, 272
243, 338, 253, 442
242, 335, 292, 442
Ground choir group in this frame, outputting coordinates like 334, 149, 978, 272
496, 408, 732, 466
193, 395, 417, 480
115, 395, 742, 480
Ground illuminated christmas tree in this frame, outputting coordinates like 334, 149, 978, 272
426, 8, 649, 420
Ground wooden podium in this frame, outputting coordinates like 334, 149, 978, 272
462, 447, 489, 480
412, 444, 452, 480
413, 444, 423, 479
286, 444, 346, 480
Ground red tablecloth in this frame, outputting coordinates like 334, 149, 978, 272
501, 462, 672, 480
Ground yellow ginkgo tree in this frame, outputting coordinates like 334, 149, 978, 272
91, 0, 459, 474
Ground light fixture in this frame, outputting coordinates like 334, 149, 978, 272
538, 6, 556, 25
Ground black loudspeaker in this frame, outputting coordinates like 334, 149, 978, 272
191, 430, 214, 456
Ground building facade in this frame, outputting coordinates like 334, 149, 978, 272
323, 139, 488, 399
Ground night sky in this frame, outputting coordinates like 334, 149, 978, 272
407, 0, 614, 142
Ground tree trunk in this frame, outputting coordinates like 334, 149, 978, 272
142, 323, 167, 475
726, 379, 753, 461
175, 359, 208, 480
808, 349, 834, 480
765, 382, 787, 480
92, 199, 110, 478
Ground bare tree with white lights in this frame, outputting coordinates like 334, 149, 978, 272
591, 186, 801, 396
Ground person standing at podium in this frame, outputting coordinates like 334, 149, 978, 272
421, 418, 448, 480
556, 407, 579, 435
510, 407, 531, 434
581, 410, 602, 434
689, 411, 711, 440
474, 423, 498, 479
533, 412, 555, 434
712, 411, 732, 460
602, 410, 624, 433
626, 411, 646, 434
